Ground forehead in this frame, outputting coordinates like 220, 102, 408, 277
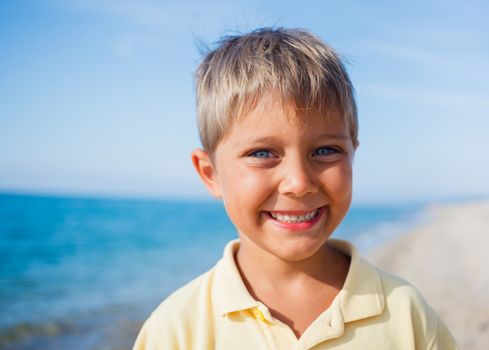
229, 90, 348, 139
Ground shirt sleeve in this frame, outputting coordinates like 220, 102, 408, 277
132, 314, 180, 350
132, 317, 151, 350
427, 317, 459, 350
400, 282, 459, 350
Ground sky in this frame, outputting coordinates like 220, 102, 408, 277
1, 0, 488, 204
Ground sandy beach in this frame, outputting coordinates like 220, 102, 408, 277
2, 196, 488, 350
368, 200, 489, 350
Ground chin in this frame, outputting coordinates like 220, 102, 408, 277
275, 240, 326, 262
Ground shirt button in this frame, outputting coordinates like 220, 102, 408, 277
251, 308, 266, 321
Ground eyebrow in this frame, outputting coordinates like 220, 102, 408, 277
241, 136, 280, 144
239, 133, 350, 145
316, 133, 350, 140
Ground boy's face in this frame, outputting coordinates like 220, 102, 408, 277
192, 91, 356, 263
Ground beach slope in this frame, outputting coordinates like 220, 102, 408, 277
368, 201, 489, 350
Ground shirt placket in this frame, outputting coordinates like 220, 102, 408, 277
250, 303, 302, 350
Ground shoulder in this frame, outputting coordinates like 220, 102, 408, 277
155, 267, 216, 315
374, 265, 458, 349
151, 267, 217, 329
375, 265, 426, 305
133, 268, 217, 350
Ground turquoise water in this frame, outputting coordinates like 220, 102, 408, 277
0, 193, 425, 349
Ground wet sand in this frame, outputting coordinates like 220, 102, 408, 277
368, 200, 489, 350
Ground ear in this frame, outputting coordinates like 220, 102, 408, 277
191, 148, 222, 198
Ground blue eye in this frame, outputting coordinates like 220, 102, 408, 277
249, 150, 273, 158
314, 147, 338, 156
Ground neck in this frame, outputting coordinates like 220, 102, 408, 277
235, 236, 348, 292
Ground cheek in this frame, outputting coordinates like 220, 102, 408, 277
320, 164, 353, 200
220, 166, 274, 208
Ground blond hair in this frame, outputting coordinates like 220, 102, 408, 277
195, 27, 358, 152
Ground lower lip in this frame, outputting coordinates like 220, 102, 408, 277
265, 207, 325, 231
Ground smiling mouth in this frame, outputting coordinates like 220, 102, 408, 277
268, 208, 321, 223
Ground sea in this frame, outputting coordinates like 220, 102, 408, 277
0, 192, 428, 350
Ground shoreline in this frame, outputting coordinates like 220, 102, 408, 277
2, 198, 487, 349
367, 200, 489, 350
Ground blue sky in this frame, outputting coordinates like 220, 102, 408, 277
1, 0, 488, 203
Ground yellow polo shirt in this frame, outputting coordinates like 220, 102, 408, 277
133, 240, 458, 349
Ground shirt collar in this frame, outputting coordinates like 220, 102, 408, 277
328, 239, 385, 322
212, 239, 385, 323
213, 239, 260, 316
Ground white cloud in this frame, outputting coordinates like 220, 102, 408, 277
56, 0, 263, 31
358, 83, 489, 113
355, 39, 487, 78
66, 0, 173, 28
113, 36, 135, 57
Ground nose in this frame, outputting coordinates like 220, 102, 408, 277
278, 156, 318, 197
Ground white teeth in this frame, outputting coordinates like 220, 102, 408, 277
270, 209, 319, 223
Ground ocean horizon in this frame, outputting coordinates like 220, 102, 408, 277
0, 192, 427, 349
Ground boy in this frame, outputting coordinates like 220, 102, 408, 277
134, 28, 458, 349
